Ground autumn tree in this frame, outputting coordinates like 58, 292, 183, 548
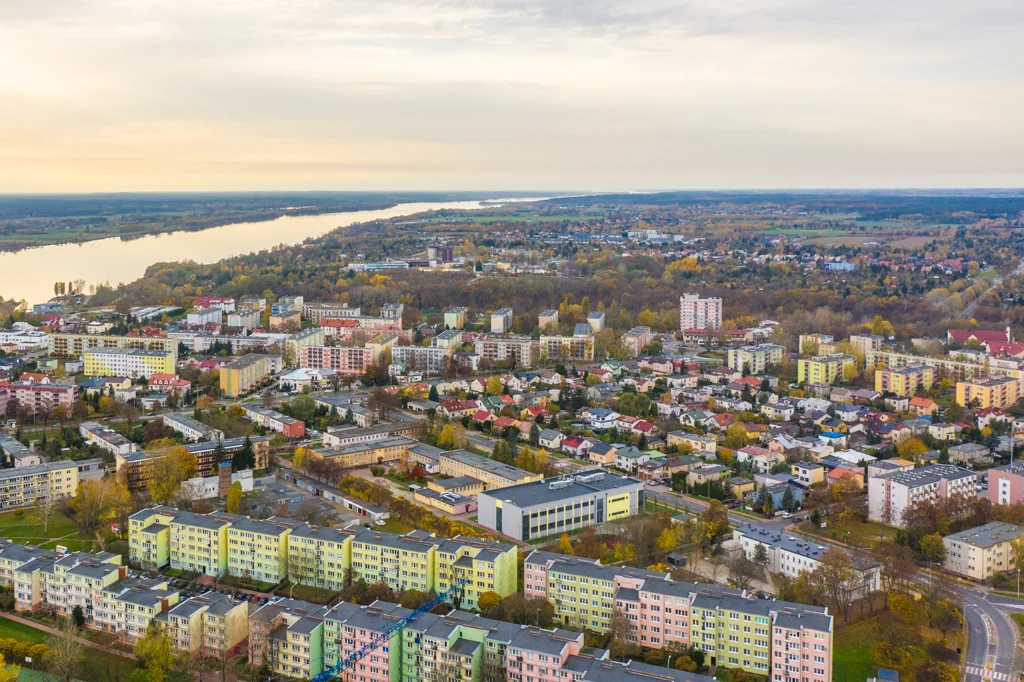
809, 550, 857, 622
226, 481, 243, 514
134, 623, 174, 682
148, 447, 197, 505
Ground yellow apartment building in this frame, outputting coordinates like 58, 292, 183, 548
956, 376, 1021, 408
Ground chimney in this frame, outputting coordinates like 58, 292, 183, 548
218, 462, 232, 498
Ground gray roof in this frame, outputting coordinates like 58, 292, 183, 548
0, 459, 78, 482
508, 627, 583, 655
229, 517, 300, 536
441, 449, 538, 483
944, 521, 1024, 548
479, 469, 642, 509
878, 464, 975, 488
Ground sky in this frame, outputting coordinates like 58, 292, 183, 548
1, 0, 1023, 192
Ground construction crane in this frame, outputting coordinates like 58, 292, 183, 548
310, 578, 468, 682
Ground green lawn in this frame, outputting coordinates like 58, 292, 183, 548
833, 617, 883, 682
833, 613, 947, 682
0, 617, 49, 644
797, 517, 896, 550
0, 509, 100, 552
979, 267, 1000, 282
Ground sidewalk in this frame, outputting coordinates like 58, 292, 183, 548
0, 612, 137, 660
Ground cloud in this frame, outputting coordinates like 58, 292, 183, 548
0, 0, 1021, 190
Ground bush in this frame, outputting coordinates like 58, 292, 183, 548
12, 509, 23, 517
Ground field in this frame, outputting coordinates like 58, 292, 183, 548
0, 617, 49, 644
797, 517, 897, 550
0, 616, 140, 682
0, 508, 107, 553
832, 614, 938, 682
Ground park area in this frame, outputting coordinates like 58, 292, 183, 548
0, 508, 121, 556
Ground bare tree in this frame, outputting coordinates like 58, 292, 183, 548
40, 494, 59, 536
46, 617, 84, 682
809, 550, 857, 622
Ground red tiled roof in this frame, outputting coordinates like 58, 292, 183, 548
948, 328, 1010, 343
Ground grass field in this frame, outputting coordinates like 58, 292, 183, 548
0, 508, 115, 554
796, 516, 897, 550
979, 267, 1001, 282
832, 612, 951, 682
0, 617, 49, 644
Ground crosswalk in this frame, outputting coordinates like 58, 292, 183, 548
964, 665, 1015, 681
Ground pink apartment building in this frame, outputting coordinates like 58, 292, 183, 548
989, 461, 1024, 506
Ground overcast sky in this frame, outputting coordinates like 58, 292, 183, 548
2, 0, 1023, 191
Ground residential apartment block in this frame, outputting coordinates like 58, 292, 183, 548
490, 308, 514, 334
474, 335, 533, 368
728, 344, 785, 375
161, 412, 225, 442
539, 326, 595, 361
116, 436, 270, 490
477, 470, 644, 542
83, 348, 176, 379
943, 521, 1024, 581
0, 460, 80, 510
988, 461, 1024, 506
733, 524, 880, 596
874, 364, 935, 398
797, 354, 856, 386
867, 464, 977, 527
622, 327, 652, 357
50, 333, 177, 360
162, 591, 249, 658
5, 380, 77, 411
302, 344, 389, 374
220, 353, 280, 398
241, 404, 305, 438
524, 551, 832, 681
680, 293, 723, 331
443, 306, 468, 330
390, 345, 451, 374
130, 507, 518, 609
956, 375, 1021, 409
79, 421, 139, 456
302, 302, 361, 323
283, 328, 326, 366
251, 597, 712, 682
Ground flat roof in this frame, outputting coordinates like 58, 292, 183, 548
479, 469, 641, 509
944, 521, 1024, 548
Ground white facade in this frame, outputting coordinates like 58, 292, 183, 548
868, 464, 976, 527
186, 309, 223, 326
679, 293, 723, 330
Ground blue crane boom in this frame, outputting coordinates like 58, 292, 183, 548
310, 578, 467, 682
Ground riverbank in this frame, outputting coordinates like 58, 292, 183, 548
0, 197, 541, 306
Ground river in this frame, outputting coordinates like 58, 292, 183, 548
0, 199, 526, 306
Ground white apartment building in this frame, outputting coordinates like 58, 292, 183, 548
389, 345, 451, 374
474, 335, 532, 368
943, 522, 1024, 581
680, 293, 723, 330
868, 464, 977, 527
727, 344, 785, 374
733, 524, 880, 597
79, 421, 139, 457
490, 308, 513, 334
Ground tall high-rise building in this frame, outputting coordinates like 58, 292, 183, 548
679, 293, 723, 330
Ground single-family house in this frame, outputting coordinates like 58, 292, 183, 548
538, 429, 565, 450
791, 462, 825, 486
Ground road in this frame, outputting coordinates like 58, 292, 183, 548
961, 590, 1019, 682
648, 483, 1022, 678
959, 257, 1024, 320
